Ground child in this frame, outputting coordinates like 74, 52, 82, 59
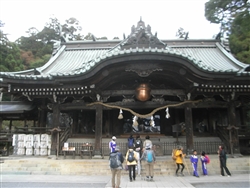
200, 151, 208, 175
190, 150, 199, 177
175, 145, 186, 176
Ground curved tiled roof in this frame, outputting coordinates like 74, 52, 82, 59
0, 19, 249, 80
0, 41, 249, 81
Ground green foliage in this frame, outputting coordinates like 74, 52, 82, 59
205, 0, 250, 63
84, 33, 93, 40
205, 0, 249, 36
0, 34, 23, 72
29, 54, 51, 69
229, 11, 250, 64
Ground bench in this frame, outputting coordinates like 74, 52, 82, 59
62, 147, 75, 159
80, 144, 93, 159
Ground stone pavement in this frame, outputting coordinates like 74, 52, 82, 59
1, 173, 249, 188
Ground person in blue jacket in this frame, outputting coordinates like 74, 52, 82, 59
190, 150, 199, 177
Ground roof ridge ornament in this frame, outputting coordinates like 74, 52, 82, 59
121, 18, 166, 50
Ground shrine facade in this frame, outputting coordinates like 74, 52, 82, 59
0, 19, 250, 157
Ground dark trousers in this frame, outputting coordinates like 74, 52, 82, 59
220, 159, 231, 176
176, 163, 185, 174
128, 165, 136, 180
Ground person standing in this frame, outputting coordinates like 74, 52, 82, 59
127, 134, 135, 149
140, 143, 156, 181
109, 146, 124, 188
109, 136, 117, 153
134, 134, 143, 176
190, 150, 199, 177
218, 145, 231, 177
126, 146, 138, 182
175, 145, 186, 176
200, 151, 209, 176
143, 135, 152, 151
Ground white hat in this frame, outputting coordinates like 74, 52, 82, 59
146, 143, 152, 149
112, 136, 116, 140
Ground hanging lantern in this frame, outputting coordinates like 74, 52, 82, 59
136, 83, 151, 101
165, 107, 170, 119
118, 109, 123, 119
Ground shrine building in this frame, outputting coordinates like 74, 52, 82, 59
0, 19, 250, 157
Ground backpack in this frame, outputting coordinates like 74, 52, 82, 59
205, 155, 210, 164
128, 138, 134, 148
110, 152, 121, 168
135, 139, 141, 149
146, 150, 153, 163
172, 149, 177, 160
127, 151, 135, 162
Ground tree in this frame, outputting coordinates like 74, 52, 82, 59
229, 11, 250, 64
62, 17, 84, 41
0, 20, 23, 72
46, 16, 84, 42
205, 0, 250, 64
205, 0, 249, 37
26, 27, 39, 37
84, 33, 93, 40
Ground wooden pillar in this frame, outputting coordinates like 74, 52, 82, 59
93, 105, 103, 158
39, 109, 47, 127
9, 120, 12, 133
228, 101, 241, 156
72, 110, 78, 135
0, 118, 2, 131
208, 109, 215, 135
51, 102, 60, 155
228, 102, 237, 127
185, 105, 193, 155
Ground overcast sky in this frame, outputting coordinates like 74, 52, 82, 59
0, 0, 220, 41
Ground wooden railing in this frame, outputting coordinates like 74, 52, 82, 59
62, 141, 224, 156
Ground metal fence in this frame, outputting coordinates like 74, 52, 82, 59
62, 141, 223, 156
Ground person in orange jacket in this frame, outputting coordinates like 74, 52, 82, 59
175, 145, 186, 176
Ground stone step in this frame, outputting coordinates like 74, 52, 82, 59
1, 155, 249, 176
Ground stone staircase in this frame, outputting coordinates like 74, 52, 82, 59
1, 155, 249, 176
